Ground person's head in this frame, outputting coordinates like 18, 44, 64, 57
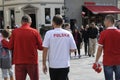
52, 15, 64, 28
74, 20, 77, 24
104, 15, 115, 28
98, 23, 102, 27
85, 25, 89, 29
6, 26, 10, 29
74, 28, 78, 33
64, 23, 70, 29
21, 15, 32, 25
1, 30, 10, 38
90, 22, 96, 28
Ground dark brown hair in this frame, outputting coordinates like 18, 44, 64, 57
1, 30, 10, 38
52, 15, 63, 26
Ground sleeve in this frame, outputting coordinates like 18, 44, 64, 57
79, 33, 83, 43
2, 31, 14, 50
96, 28, 99, 35
98, 32, 105, 47
42, 32, 50, 48
36, 32, 43, 50
69, 33, 77, 49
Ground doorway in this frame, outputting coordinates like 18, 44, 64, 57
29, 14, 36, 29
22, 5, 38, 29
0, 11, 3, 29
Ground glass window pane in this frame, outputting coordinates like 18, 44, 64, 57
10, 9, 15, 29
45, 8, 51, 24
55, 8, 60, 15
0, 11, 4, 29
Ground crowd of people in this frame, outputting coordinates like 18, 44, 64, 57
63, 21, 104, 58
0, 14, 119, 80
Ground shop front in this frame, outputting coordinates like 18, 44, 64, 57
82, 2, 120, 27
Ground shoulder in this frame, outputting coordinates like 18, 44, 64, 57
117, 30, 120, 32
99, 30, 108, 36
27, 28, 39, 35
46, 29, 54, 34
62, 29, 72, 34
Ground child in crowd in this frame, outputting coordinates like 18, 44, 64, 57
0, 30, 14, 80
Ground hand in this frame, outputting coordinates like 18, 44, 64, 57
92, 62, 102, 73
70, 49, 76, 52
93, 62, 100, 69
43, 64, 47, 74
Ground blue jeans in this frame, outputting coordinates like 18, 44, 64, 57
104, 65, 120, 80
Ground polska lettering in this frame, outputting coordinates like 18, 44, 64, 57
54, 33, 69, 37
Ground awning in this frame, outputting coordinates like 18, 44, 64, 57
85, 6, 120, 14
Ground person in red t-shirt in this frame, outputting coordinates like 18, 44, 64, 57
94, 15, 120, 80
1, 15, 43, 80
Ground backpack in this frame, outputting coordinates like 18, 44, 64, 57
0, 43, 12, 69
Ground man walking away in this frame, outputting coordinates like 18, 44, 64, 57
83, 25, 89, 56
42, 15, 77, 80
88, 22, 98, 57
95, 15, 120, 80
1, 15, 43, 80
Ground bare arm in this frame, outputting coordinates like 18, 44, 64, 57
95, 46, 103, 63
42, 47, 48, 74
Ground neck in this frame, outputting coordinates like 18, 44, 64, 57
54, 26, 61, 28
22, 23, 30, 26
107, 24, 114, 28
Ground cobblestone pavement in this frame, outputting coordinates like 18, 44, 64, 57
0, 46, 104, 80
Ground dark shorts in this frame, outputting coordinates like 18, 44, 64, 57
15, 64, 39, 80
49, 67, 69, 80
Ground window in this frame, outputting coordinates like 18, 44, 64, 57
45, 8, 51, 24
55, 8, 60, 15
10, 9, 15, 29
0, 11, 4, 29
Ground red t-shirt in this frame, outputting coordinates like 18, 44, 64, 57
2, 24, 43, 64
99, 27, 120, 66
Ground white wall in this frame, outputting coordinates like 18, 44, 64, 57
3, 3, 64, 29
0, 0, 2, 6
0, 0, 64, 29
4, 4, 24, 27
4, 0, 64, 5
40, 4, 64, 26
118, 0, 120, 20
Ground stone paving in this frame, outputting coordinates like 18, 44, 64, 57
0, 46, 104, 80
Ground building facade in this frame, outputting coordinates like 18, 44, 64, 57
65, 0, 118, 27
118, 0, 120, 19
0, 0, 64, 29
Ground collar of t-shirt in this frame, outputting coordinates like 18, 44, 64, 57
21, 24, 30, 28
54, 28, 62, 30
107, 26, 117, 30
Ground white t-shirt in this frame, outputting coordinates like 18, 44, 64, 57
43, 28, 77, 68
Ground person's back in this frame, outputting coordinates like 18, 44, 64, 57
11, 25, 42, 64
46, 28, 73, 68
100, 29, 120, 65
42, 15, 76, 80
95, 15, 120, 80
2, 15, 43, 80
88, 27, 98, 39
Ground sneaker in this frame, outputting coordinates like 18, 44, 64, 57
92, 55, 95, 57
78, 55, 81, 58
